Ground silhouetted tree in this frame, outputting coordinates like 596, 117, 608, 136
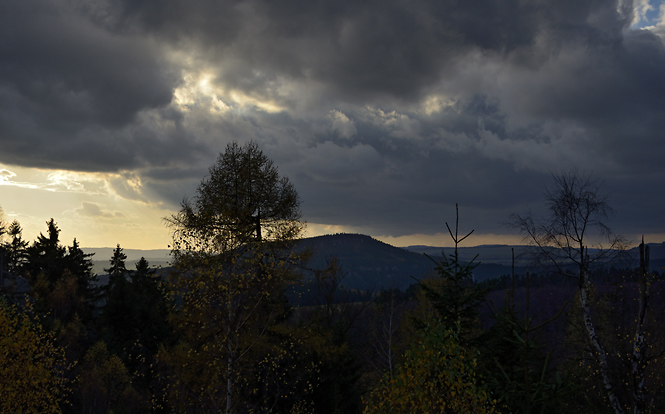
22, 220, 96, 323
23, 219, 67, 285
161, 141, 307, 414
510, 171, 632, 414
105, 244, 128, 287
417, 204, 492, 343
1, 220, 28, 275
130, 257, 170, 354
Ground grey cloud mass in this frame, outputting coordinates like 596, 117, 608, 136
2, 0, 664, 241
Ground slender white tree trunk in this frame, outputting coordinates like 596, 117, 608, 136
579, 248, 625, 414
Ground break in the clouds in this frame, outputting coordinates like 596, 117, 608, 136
1, 0, 665, 247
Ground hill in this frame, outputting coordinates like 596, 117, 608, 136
297, 234, 435, 291
82, 237, 665, 292
296, 234, 515, 291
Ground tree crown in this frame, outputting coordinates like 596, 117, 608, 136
167, 141, 303, 257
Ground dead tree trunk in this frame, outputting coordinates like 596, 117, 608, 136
631, 239, 650, 414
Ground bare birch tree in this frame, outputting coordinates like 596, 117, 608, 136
511, 171, 625, 414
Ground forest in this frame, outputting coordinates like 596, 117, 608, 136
1, 142, 664, 414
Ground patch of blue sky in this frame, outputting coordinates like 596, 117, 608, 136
631, 0, 664, 29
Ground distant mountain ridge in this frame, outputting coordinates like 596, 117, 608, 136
86, 248, 171, 276
297, 234, 436, 291
83, 235, 665, 291
297, 234, 531, 290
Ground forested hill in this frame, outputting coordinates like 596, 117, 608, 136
295, 233, 514, 291
86, 235, 665, 292
297, 234, 433, 291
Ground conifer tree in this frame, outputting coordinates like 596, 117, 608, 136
23, 219, 67, 285
417, 204, 491, 342
3, 220, 28, 274
65, 238, 96, 301
105, 244, 128, 289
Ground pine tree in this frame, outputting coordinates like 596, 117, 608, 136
105, 244, 128, 288
23, 219, 67, 285
3, 220, 28, 274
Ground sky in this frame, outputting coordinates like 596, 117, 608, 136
1, 0, 665, 250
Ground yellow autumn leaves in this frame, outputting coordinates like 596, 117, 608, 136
0, 301, 71, 414
363, 323, 497, 414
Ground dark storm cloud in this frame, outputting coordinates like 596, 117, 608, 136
115, 0, 543, 101
2, 0, 665, 240
0, 0, 182, 170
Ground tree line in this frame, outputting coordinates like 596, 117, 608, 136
1, 143, 664, 413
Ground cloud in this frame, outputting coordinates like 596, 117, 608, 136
0, 169, 17, 183
0, 0, 180, 171
2, 0, 665, 243
329, 110, 357, 139
0, 168, 40, 190
75, 201, 125, 219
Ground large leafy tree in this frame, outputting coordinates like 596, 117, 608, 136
161, 141, 307, 413
167, 141, 302, 256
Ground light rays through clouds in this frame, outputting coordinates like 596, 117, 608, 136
1, 0, 665, 248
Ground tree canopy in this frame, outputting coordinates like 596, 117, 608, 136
161, 141, 309, 413
166, 141, 303, 257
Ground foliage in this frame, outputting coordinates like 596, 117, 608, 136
363, 322, 496, 414
5, 177, 665, 414
0, 300, 71, 413
160, 141, 308, 413
130, 257, 172, 354
560, 270, 665, 413
166, 141, 303, 257
235, 325, 319, 413
158, 252, 303, 412
74, 341, 144, 414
